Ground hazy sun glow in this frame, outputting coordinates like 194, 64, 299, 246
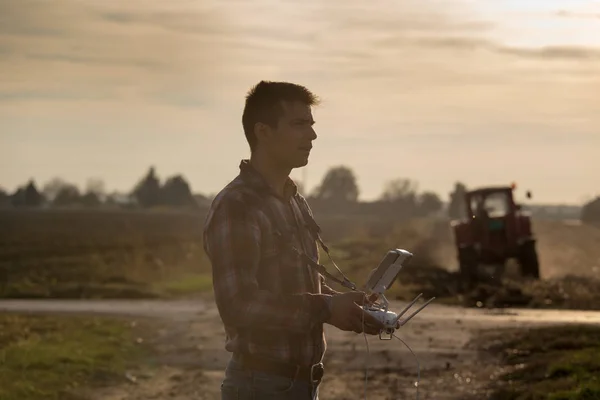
1, 0, 598, 204
473, 0, 600, 47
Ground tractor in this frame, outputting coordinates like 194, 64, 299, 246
450, 184, 540, 288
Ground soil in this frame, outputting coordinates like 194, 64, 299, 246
4, 299, 598, 400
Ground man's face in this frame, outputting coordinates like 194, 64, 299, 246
258, 101, 317, 170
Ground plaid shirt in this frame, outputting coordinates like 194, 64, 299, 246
203, 160, 340, 367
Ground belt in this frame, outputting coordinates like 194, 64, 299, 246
233, 353, 324, 385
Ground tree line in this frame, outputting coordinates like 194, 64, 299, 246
1, 165, 598, 225
0, 167, 202, 210
0, 165, 445, 217
305, 166, 444, 218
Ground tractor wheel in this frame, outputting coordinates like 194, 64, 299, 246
517, 241, 540, 279
458, 247, 479, 290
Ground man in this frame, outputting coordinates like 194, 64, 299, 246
203, 81, 385, 400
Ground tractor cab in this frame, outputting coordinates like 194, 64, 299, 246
467, 187, 516, 245
468, 186, 531, 219
470, 187, 510, 215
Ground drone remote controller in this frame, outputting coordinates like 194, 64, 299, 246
362, 249, 435, 340
364, 307, 399, 335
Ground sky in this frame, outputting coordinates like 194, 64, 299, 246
1, 0, 599, 205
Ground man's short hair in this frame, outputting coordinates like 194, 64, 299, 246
242, 80, 320, 152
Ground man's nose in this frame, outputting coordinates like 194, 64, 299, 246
309, 127, 317, 140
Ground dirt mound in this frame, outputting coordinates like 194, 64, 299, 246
457, 219, 600, 310
461, 275, 600, 310
324, 217, 600, 311
390, 266, 600, 311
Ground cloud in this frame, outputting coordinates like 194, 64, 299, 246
154, 90, 211, 109
23, 52, 169, 70
0, 0, 88, 37
0, 0, 238, 107
372, 35, 600, 61
555, 10, 600, 19
0, 89, 111, 102
500, 45, 600, 60
97, 7, 234, 37
1, 0, 599, 116
100, 12, 139, 25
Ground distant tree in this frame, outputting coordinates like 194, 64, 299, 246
53, 184, 81, 207
0, 187, 9, 208
131, 167, 162, 207
161, 175, 196, 207
193, 193, 211, 208
581, 196, 600, 225
418, 191, 443, 215
24, 180, 44, 206
11, 180, 44, 207
77, 178, 106, 207
311, 166, 359, 203
42, 177, 69, 202
448, 181, 468, 219
85, 178, 105, 197
380, 178, 418, 203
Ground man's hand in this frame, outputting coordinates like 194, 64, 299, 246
326, 291, 386, 335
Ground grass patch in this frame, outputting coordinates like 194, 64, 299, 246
0, 313, 149, 400
484, 325, 600, 400
1, 282, 162, 300
156, 273, 213, 296
1, 209, 442, 301
0, 209, 212, 300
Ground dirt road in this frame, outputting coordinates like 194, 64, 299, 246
2, 299, 600, 400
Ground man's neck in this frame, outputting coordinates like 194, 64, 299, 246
249, 154, 291, 197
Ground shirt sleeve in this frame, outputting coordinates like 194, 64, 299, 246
204, 196, 331, 333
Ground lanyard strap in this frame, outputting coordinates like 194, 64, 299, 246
289, 196, 357, 291
291, 244, 357, 291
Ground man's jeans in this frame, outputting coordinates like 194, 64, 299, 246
221, 357, 320, 400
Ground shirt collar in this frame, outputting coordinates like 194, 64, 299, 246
239, 159, 298, 200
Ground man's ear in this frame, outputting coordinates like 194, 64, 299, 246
254, 122, 272, 145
